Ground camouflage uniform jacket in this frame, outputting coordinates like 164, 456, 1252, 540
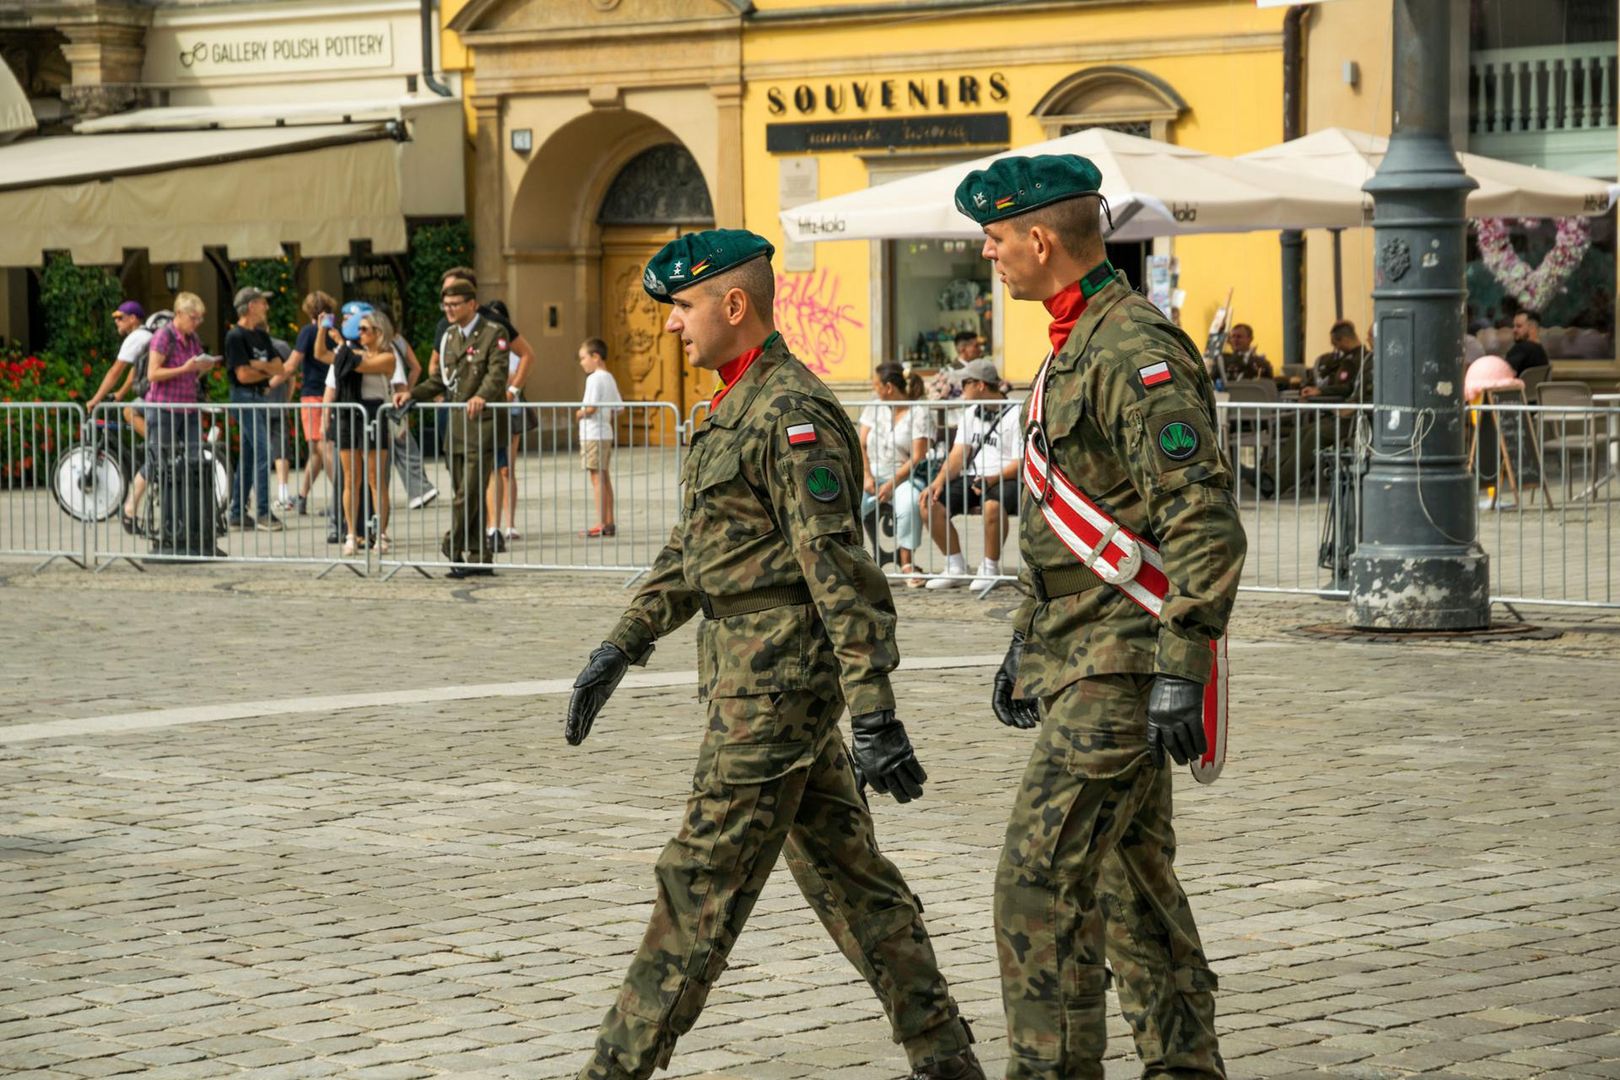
409, 315, 509, 450
607, 334, 899, 716
1015, 272, 1246, 696
1312, 345, 1371, 401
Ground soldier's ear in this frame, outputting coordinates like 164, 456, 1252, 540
1027, 223, 1055, 266
723, 286, 750, 327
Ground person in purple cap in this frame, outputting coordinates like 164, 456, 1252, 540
88, 301, 157, 533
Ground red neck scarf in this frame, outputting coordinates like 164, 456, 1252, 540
710, 333, 778, 410
1044, 280, 1088, 354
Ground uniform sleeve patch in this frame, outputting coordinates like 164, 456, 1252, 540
1140, 361, 1173, 388
786, 422, 818, 446
1157, 420, 1200, 461
805, 464, 841, 501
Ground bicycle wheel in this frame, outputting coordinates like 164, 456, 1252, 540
52, 446, 125, 522
200, 449, 231, 511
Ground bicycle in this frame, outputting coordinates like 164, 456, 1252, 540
52, 415, 231, 537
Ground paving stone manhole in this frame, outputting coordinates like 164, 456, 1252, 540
1293, 621, 1561, 644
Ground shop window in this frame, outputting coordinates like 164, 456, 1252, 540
1465, 210, 1615, 360
890, 237, 992, 369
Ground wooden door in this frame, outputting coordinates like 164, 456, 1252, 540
600, 225, 710, 444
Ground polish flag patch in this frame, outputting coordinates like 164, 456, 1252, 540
786, 422, 818, 446
1140, 361, 1173, 388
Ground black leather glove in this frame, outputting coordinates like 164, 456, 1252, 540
1146, 675, 1207, 767
992, 630, 1041, 729
565, 642, 633, 746
850, 710, 927, 803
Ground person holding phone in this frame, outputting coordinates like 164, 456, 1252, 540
144, 291, 215, 481
285, 291, 338, 520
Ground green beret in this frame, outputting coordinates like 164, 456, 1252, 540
642, 228, 776, 303
954, 154, 1104, 226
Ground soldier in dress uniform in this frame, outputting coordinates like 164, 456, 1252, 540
564, 229, 985, 1080
1306, 320, 1372, 402
1217, 323, 1274, 383
396, 279, 508, 578
957, 156, 1246, 1079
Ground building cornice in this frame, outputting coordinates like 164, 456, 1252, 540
743, 31, 1284, 83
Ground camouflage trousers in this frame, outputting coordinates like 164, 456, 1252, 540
996, 673, 1224, 1080
579, 689, 972, 1080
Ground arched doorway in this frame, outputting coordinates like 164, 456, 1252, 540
597, 143, 715, 429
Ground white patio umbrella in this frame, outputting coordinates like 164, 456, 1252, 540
779, 127, 1367, 244
1239, 127, 1616, 219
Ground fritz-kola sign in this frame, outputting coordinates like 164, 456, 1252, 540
766, 73, 1009, 116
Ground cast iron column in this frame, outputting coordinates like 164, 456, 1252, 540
1349, 0, 1490, 629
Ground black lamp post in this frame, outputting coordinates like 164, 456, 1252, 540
1349, 0, 1490, 630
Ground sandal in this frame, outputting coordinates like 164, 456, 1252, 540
581, 523, 618, 538
901, 563, 927, 588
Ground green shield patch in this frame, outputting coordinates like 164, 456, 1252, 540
1157, 420, 1199, 461
805, 464, 842, 502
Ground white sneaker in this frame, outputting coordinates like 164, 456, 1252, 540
409, 488, 439, 510
926, 572, 968, 590
969, 560, 1001, 597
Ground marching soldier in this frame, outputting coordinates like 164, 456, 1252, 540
396, 278, 508, 577
564, 229, 984, 1080
957, 156, 1245, 1079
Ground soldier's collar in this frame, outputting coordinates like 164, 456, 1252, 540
1053, 271, 1131, 365
706, 332, 785, 428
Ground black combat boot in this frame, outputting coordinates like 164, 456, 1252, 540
909, 1045, 987, 1080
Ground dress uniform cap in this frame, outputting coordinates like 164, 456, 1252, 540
954, 154, 1104, 226
642, 228, 776, 303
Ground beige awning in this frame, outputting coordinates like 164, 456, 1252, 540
0, 51, 36, 146
0, 123, 407, 266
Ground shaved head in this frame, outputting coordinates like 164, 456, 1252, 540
699, 254, 776, 316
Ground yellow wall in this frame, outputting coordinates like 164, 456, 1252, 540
1302, 0, 1392, 359
440, 0, 477, 215
740, 1, 1288, 385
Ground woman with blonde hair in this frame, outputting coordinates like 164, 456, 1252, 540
318, 303, 406, 555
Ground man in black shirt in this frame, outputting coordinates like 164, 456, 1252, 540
224, 286, 286, 531
1506, 310, 1550, 377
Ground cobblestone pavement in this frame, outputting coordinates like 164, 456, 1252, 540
2, 565, 1618, 1079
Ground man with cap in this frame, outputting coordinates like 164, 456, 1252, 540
917, 356, 1022, 596
89, 301, 158, 534
395, 278, 509, 576
955, 156, 1244, 1078
223, 286, 286, 531
564, 228, 984, 1080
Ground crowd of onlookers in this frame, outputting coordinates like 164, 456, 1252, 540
79, 266, 624, 563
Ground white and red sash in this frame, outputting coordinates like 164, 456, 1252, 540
1023, 352, 1229, 784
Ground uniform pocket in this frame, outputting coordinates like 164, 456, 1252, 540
715, 740, 815, 785
692, 452, 774, 539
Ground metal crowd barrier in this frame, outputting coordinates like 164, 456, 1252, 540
0, 401, 90, 569
1467, 400, 1618, 608
836, 398, 1025, 596
79, 400, 366, 572
374, 401, 683, 578
1216, 400, 1374, 598
6, 393, 1615, 611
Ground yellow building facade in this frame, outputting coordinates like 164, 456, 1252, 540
451, 0, 1296, 407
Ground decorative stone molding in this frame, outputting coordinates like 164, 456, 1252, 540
61, 81, 151, 120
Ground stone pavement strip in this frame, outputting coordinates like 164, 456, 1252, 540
1, 564, 1618, 1079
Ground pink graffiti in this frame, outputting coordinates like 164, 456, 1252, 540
774, 269, 865, 375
